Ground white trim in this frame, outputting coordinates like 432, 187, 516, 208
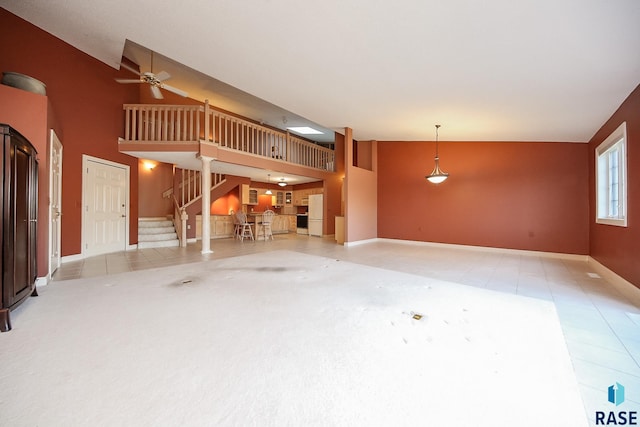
62, 253, 84, 263
375, 238, 589, 261
81, 155, 130, 256
344, 238, 379, 247
48, 129, 63, 279
595, 122, 627, 227
127, 244, 138, 251
35, 277, 49, 287
588, 257, 640, 306
187, 238, 197, 243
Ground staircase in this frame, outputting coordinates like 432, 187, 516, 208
138, 217, 179, 249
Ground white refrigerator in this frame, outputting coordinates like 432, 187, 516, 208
308, 194, 323, 237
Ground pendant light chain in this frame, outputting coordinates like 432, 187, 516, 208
435, 124, 440, 158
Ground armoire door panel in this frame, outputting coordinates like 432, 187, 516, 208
1, 124, 38, 332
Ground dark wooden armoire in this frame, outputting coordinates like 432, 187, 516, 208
0, 124, 38, 332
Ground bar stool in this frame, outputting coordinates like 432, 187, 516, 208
261, 210, 275, 241
236, 211, 254, 241
233, 211, 241, 239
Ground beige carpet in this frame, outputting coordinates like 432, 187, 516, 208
0, 250, 588, 426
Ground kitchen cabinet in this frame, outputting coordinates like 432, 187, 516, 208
271, 191, 284, 207
293, 189, 308, 206
335, 216, 345, 245
287, 215, 297, 231
285, 191, 292, 205
197, 214, 295, 240
195, 215, 236, 239
293, 187, 323, 206
214, 215, 235, 237
241, 184, 258, 205
271, 215, 289, 234
251, 214, 290, 240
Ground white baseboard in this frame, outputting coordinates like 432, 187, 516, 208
35, 276, 49, 287
61, 253, 84, 263
588, 257, 640, 306
344, 238, 379, 247
373, 238, 589, 261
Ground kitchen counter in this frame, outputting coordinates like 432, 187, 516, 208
196, 214, 297, 239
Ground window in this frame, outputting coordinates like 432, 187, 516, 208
596, 122, 627, 226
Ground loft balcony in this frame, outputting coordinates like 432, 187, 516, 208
118, 100, 335, 173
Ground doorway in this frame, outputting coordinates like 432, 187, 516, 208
82, 155, 129, 257
49, 130, 62, 276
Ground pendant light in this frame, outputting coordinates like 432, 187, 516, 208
265, 174, 273, 195
426, 124, 449, 184
278, 178, 287, 187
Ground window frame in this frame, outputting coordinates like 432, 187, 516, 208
595, 122, 627, 227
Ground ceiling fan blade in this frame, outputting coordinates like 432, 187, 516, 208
150, 85, 164, 99
155, 71, 171, 82
115, 78, 143, 84
161, 84, 188, 98
119, 62, 142, 76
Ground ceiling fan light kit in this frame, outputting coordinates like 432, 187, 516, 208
115, 51, 188, 100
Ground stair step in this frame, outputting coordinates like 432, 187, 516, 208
139, 226, 175, 234
138, 239, 180, 249
139, 220, 173, 228
137, 216, 179, 249
139, 232, 178, 242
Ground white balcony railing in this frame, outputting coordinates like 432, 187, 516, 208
122, 101, 335, 172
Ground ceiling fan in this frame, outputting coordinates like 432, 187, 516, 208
115, 51, 188, 99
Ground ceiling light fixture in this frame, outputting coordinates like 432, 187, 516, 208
278, 178, 287, 187
287, 126, 323, 135
265, 174, 273, 195
426, 124, 449, 184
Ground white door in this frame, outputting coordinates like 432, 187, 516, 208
49, 130, 63, 276
83, 156, 129, 256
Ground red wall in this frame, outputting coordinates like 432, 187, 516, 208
138, 160, 173, 217
0, 8, 141, 256
589, 84, 640, 286
211, 190, 240, 215
378, 141, 590, 254
0, 85, 50, 276
345, 130, 378, 243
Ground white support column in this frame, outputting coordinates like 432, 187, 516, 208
199, 155, 214, 254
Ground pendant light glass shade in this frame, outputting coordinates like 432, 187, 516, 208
426, 124, 449, 184
265, 174, 273, 195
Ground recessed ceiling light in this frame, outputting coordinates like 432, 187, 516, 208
287, 126, 323, 135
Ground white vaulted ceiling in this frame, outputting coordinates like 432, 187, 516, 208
2, 0, 639, 142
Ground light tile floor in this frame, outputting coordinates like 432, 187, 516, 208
52, 234, 640, 426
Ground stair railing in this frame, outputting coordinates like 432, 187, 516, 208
175, 169, 225, 208
173, 195, 187, 247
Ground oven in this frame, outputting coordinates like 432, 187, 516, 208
296, 214, 308, 235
